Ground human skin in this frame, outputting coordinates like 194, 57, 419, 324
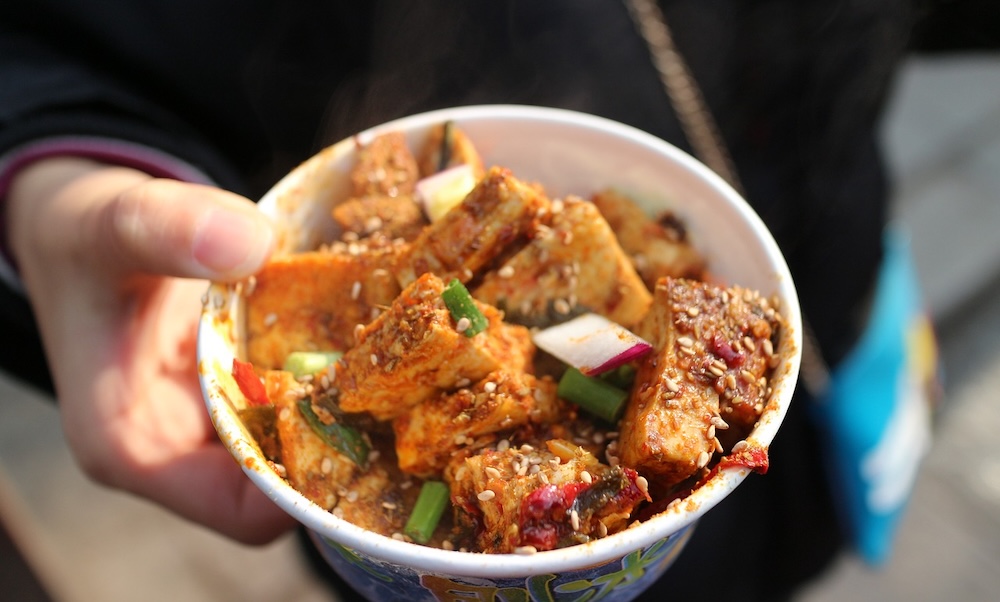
6, 157, 296, 544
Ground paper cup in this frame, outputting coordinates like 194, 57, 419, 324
198, 105, 802, 602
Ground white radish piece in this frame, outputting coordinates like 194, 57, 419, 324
415, 163, 477, 221
532, 313, 652, 376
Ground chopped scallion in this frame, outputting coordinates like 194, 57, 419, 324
404, 481, 450, 544
297, 399, 369, 467
283, 351, 342, 379
557, 367, 629, 424
600, 363, 637, 389
441, 278, 488, 337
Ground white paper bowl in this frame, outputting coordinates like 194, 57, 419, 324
197, 105, 802, 602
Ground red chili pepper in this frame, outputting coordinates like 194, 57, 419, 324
232, 358, 270, 406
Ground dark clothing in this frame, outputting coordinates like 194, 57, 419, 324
0, 1, 918, 599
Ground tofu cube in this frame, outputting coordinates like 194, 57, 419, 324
245, 246, 402, 370
337, 273, 534, 420
474, 197, 652, 328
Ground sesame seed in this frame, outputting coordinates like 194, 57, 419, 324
740, 369, 756, 383
368, 450, 381, 462
264, 313, 278, 327
743, 336, 756, 352
498, 265, 515, 278
442, 540, 455, 551
714, 438, 724, 453
707, 425, 716, 440
551, 199, 565, 213
351, 281, 362, 300
711, 416, 730, 429
677, 336, 695, 348
664, 378, 680, 393
762, 338, 774, 356
708, 364, 724, 377
483, 381, 497, 393
321, 457, 333, 475
514, 546, 538, 555
392, 532, 406, 541
370, 353, 379, 366
456, 317, 471, 333
455, 377, 472, 388
538, 472, 549, 484
697, 451, 711, 468
382, 501, 397, 510
635, 476, 649, 495
732, 440, 749, 453
598, 521, 608, 537
477, 490, 496, 501
554, 299, 571, 315
496, 439, 510, 452
570, 510, 580, 531
686, 306, 700, 317
347, 490, 359, 502
485, 467, 502, 479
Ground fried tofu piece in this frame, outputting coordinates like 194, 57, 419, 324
331, 467, 408, 537
449, 441, 649, 553
395, 167, 549, 286
349, 131, 420, 198
619, 278, 781, 491
270, 371, 359, 510
331, 194, 427, 241
336, 273, 534, 421
245, 246, 403, 369
394, 371, 562, 477
474, 197, 652, 328
416, 122, 486, 178
591, 189, 706, 289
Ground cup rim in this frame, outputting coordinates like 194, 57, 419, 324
199, 104, 802, 578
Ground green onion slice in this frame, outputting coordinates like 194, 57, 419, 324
283, 351, 342, 379
404, 481, 451, 544
557, 367, 629, 424
297, 399, 369, 467
441, 278, 488, 337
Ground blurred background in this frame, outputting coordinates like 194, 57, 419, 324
2, 7, 1000, 602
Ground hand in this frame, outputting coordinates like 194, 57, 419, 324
7, 157, 296, 544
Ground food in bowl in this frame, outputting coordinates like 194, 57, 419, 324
226, 121, 784, 555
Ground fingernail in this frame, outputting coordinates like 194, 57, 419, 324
192, 209, 272, 275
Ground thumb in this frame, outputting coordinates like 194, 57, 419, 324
96, 177, 275, 281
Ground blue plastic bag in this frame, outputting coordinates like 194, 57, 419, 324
811, 225, 941, 565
